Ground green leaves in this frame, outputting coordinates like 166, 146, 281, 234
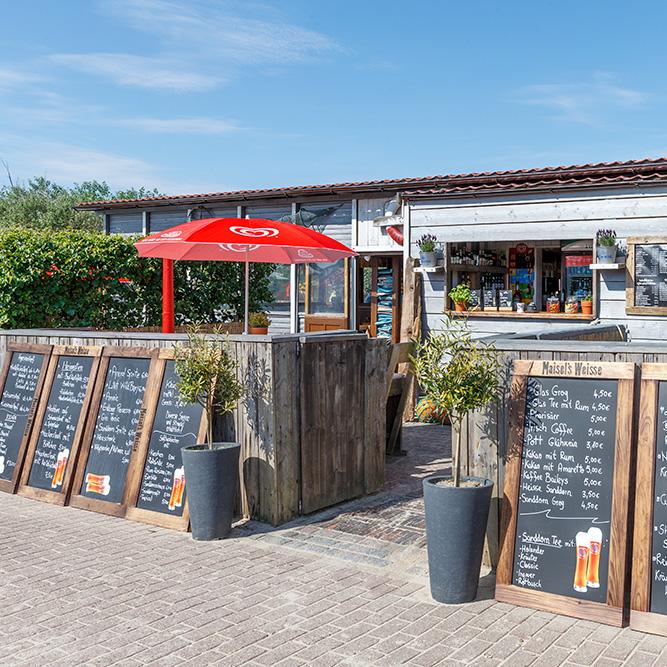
410, 316, 502, 486
0, 229, 274, 329
174, 327, 244, 447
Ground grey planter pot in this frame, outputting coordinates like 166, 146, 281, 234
596, 245, 617, 264
423, 475, 493, 603
419, 250, 437, 267
182, 442, 240, 541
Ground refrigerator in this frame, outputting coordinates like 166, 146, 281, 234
563, 253, 593, 300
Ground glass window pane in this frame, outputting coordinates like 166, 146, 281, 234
267, 264, 291, 312
303, 259, 346, 315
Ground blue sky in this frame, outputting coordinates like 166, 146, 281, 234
0, 1, 664, 195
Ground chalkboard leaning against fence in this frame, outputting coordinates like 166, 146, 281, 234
69, 346, 159, 518
0, 343, 52, 494
496, 359, 635, 627
17, 345, 102, 506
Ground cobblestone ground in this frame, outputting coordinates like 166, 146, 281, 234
2, 424, 667, 666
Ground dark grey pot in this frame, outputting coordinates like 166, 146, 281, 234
423, 475, 493, 604
182, 442, 240, 541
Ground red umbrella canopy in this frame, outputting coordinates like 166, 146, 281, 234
135, 217, 356, 263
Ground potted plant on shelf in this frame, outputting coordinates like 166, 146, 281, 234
418, 233, 438, 268
248, 311, 271, 335
581, 295, 593, 315
448, 283, 471, 312
175, 326, 243, 541
411, 316, 501, 603
596, 228, 618, 264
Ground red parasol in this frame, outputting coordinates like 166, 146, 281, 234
134, 217, 357, 333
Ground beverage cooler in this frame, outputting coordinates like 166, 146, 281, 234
563, 253, 593, 300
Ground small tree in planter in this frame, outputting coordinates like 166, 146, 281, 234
448, 283, 471, 312
175, 326, 243, 540
411, 316, 502, 603
417, 233, 438, 267
596, 228, 618, 264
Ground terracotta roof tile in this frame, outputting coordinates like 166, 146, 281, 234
75, 156, 667, 209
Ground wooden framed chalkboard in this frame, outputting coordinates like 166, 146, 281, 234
17, 345, 102, 505
496, 359, 635, 626
69, 347, 159, 517
125, 349, 207, 531
626, 236, 667, 316
630, 364, 667, 635
0, 344, 52, 494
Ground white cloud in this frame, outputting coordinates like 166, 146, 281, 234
0, 67, 44, 92
113, 116, 240, 134
0, 135, 160, 188
519, 73, 648, 125
102, 0, 341, 64
50, 53, 223, 91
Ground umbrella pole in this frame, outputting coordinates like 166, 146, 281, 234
244, 259, 250, 335
162, 259, 175, 334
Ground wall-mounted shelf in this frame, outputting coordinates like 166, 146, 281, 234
589, 262, 626, 270
449, 264, 507, 273
415, 265, 445, 273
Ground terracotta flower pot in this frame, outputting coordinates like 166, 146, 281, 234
249, 326, 268, 335
454, 302, 467, 312
581, 301, 593, 315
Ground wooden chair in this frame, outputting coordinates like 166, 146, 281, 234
385, 341, 414, 456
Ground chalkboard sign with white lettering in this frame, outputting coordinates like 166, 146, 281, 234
70, 348, 156, 516
18, 346, 101, 505
126, 351, 206, 530
497, 360, 635, 626
626, 237, 667, 316
0, 345, 51, 493
511, 377, 617, 603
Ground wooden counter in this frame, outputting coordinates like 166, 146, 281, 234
446, 310, 596, 321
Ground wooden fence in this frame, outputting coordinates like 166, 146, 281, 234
459, 325, 667, 567
0, 329, 389, 526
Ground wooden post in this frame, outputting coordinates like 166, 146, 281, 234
399, 257, 422, 421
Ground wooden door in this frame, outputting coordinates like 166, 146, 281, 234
299, 338, 366, 513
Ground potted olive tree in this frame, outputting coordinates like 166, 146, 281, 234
411, 316, 501, 603
596, 228, 618, 264
418, 234, 438, 267
248, 311, 271, 335
448, 283, 471, 312
175, 327, 243, 541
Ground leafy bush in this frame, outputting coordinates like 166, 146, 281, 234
0, 229, 274, 330
411, 317, 501, 486
175, 326, 243, 447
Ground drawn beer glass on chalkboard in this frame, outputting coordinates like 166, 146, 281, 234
587, 526, 602, 588
573, 531, 590, 592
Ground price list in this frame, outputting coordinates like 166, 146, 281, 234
136, 361, 203, 516
512, 377, 618, 602
0, 352, 44, 481
79, 358, 151, 504
27, 356, 94, 491
635, 245, 667, 308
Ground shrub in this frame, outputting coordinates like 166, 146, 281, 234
0, 229, 274, 330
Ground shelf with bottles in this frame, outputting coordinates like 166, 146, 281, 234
449, 244, 507, 271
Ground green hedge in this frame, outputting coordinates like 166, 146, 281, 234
0, 230, 273, 330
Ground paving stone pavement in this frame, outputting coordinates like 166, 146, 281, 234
2, 423, 667, 666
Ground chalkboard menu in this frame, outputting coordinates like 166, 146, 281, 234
511, 376, 617, 602
634, 245, 667, 308
627, 237, 667, 315
70, 350, 154, 514
126, 353, 205, 529
0, 345, 50, 492
630, 365, 667, 635
19, 347, 101, 504
497, 360, 635, 626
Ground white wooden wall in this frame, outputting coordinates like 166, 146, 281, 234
409, 185, 667, 341
356, 198, 402, 251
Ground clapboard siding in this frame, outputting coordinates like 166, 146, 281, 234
109, 212, 143, 234
356, 197, 402, 250
149, 209, 187, 233
409, 185, 667, 341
